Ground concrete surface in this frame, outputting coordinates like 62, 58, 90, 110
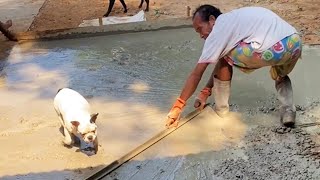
104, 106, 320, 180
0, 27, 211, 179
0, 0, 45, 32
16, 17, 193, 41
0, 26, 319, 180
100, 45, 320, 180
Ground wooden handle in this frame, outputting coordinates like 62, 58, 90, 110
186, 6, 191, 17
98, 18, 103, 26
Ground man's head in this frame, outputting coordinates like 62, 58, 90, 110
192, 5, 222, 40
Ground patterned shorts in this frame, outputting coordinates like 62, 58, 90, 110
225, 34, 302, 80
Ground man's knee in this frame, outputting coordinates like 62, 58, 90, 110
270, 59, 298, 81
214, 58, 233, 81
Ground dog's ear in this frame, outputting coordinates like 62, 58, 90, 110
71, 121, 80, 127
90, 113, 99, 123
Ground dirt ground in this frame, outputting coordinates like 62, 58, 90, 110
28, 0, 320, 45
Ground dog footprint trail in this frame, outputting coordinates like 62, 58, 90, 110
212, 126, 320, 180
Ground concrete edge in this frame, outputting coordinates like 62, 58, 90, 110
27, 0, 51, 31
16, 17, 193, 42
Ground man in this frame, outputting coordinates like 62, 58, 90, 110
0, 19, 17, 41
165, 5, 302, 128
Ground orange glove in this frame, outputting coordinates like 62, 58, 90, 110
194, 87, 211, 110
165, 98, 186, 129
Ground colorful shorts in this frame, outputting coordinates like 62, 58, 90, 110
225, 33, 302, 80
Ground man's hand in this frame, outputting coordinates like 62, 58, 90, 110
165, 98, 186, 129
194, 87, 211, 110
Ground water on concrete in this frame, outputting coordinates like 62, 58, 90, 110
0, 28, 210, 179
0, 27, 320, 179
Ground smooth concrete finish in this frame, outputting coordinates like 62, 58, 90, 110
0, 27, 208, 179
0, 26, 319, 179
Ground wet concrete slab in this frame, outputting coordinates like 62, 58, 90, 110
103, 107, 320, 180
100, 46, 320, 179
0, 27, 320, 179
0, 0, 45, 32
0, 27, 212, 179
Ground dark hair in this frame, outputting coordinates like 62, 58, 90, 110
193, 5, 222, 22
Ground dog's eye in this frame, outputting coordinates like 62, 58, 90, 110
79, 132, 86, 136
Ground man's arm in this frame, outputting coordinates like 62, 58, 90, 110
205, 71, 214, 89
165, 62, 209, 128
179, 63, 209, 101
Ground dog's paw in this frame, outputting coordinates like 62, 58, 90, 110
63, 144, 72, 149
79, 147, 96, 156
63, 143, 73, 149
75, 149, 81, 152
62, 140, 73, 148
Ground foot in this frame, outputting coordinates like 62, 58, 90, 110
93, 137, 99, 154
145, 8, 149, 12
124, 9, 128, 13
280, 107, 296, 127
63, 138, 74, 146
214, 104, 229, 118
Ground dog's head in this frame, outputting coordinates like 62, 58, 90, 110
71, 113, 99, 143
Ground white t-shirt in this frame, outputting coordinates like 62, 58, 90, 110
198, 7, 298, 64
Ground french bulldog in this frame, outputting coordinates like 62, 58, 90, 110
53, 88, 99, 155
103, 0, 150, 17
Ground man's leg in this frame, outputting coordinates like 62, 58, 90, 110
212, 58, 233, 117
275, 75, 296, 127
271, 46, 301, 127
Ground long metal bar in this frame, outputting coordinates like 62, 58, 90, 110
85, 105, 208, 180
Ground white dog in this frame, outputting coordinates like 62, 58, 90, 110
53, 88, 99, 154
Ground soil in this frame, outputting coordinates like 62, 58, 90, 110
29, 0, 320, 45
